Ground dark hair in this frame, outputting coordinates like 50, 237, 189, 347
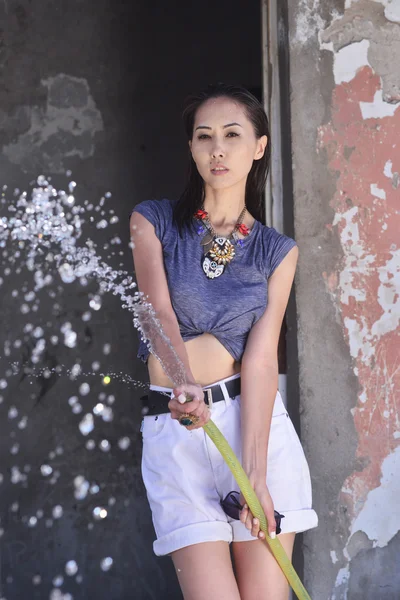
173, 82, 271, 235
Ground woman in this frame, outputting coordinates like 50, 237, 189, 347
130, 83, 318, 600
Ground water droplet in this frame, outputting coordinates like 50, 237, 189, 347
100, 557, 113, 572
68, 396, 78, 407
99, 439, 110, 452
52, 505, 63, 519
65, 560, 78, 576
58, 263, 76, 283
64, 330, 77, 348
89, 295, 102, 310
93, 403, 105, 416
74, 476, 89, 500
52, 575, 64, 587
93, 506, 107, 520
118, 437, 131, 451
96, 219, 108, 229
17, 416, 28, 429
70, 364, 82, 379
79, 413, 94, 436
10, 443, 19, 455
8, 406, 18, 419
28, 516, 38, 527
79, 383, 90, 396
41, 464, 53, 476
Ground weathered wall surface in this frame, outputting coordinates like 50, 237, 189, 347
288, 1, 400, 598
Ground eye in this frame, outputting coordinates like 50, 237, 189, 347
197, 132, 240, 140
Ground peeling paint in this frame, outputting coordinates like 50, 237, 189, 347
3, 74, 103, 173
318, 37, 400, 596
330, 550, 339, 564
385, 0, 400, 22
349, 446, 400, 547
383, 159, 393, 177
332, 565, 350, 600
360, 89, 400, 119
332, 40, 371, 85
346, 0, 400, 22
320, 3, 400, 102
370, 183, 386, 199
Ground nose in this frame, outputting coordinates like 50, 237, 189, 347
211, 139, 225, 159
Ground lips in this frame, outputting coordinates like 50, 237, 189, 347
211, 164, 229, 173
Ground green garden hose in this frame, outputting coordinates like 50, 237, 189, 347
203, 419, 312, 600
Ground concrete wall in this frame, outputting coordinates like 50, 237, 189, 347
0, 1, 261, 599
287, 1, 400, 598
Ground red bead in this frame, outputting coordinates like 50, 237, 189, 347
237, 223, 250, 236
194, 209, 208, 220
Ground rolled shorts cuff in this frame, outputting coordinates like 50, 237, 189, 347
231, 508, 319, 542
153, 521, 233, 557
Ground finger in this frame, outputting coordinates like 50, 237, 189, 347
266, 509, 277, 539
185, 406, 210, 430
239, 504, 248, 524
251, 517, 260, 538
245, 510, 254, 531
168, 397, 200, 414
172, 386, 204, 403
196, 402, 210, 421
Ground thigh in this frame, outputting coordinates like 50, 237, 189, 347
171, 541, 241, 600
232, 533, 295, 600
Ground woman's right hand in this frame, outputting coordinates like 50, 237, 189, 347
168, 383, 211, 430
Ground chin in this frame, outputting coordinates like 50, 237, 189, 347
205, 177, 235, 190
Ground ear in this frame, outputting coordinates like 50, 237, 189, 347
254, 135, 268, 160
188, 140, 192, 151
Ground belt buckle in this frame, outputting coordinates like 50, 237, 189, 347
204, 388, 213, 409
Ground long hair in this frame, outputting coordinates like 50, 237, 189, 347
173, 82, 271, 235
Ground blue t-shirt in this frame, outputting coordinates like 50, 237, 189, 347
131, 198, 297, 363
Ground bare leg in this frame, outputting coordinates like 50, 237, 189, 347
232, 533, 296, 600
171, 541, 241, 600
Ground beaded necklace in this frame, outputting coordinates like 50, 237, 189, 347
194, 205, 251, 279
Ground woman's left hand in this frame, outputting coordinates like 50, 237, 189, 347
239, 475, 276, 540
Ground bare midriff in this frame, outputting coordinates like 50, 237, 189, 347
147, 332, 241, 388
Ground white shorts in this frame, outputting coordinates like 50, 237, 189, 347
140, 373, 318, 556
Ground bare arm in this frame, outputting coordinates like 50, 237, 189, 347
241, 245, 298, 475
239, 245, 298, 538
130, 211, 196, 385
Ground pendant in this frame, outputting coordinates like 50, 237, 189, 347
202, 237, 236, 279
202, 256, 225, 279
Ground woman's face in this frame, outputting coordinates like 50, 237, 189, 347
189, 96, 267, 191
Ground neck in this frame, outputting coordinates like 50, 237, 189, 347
203, 188, 246, 229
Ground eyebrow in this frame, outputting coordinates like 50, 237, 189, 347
195, 122, 243, 131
